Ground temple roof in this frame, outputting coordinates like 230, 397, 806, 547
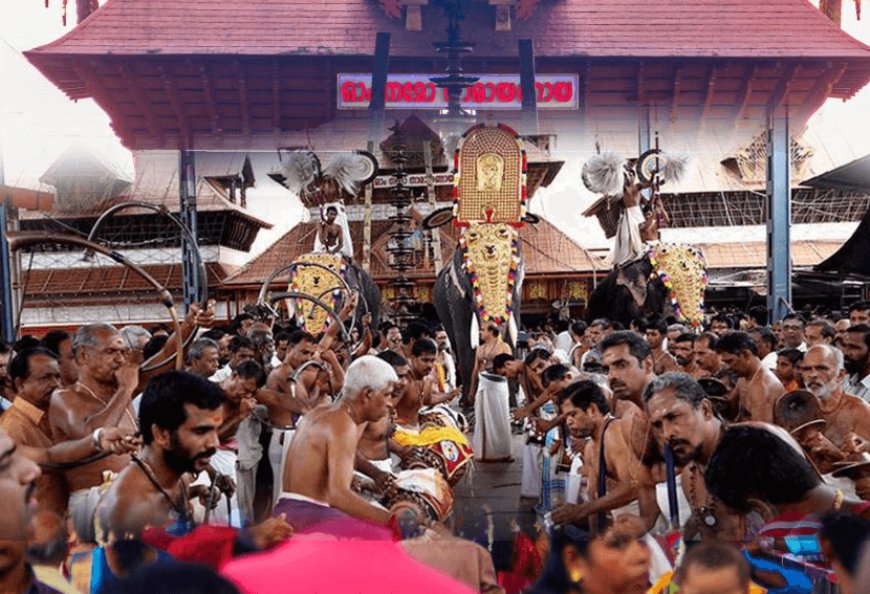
222, 210, 604, 286
28, 0, 870, 63
25, 0, 870, 150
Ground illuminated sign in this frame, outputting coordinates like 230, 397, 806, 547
337, 73, 579, 110
372, 172, 455, 188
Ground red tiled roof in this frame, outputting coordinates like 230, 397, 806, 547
699, 240, 842, 269
18, 262, 231, 299
222, 212, 603, 286
29, 0, 870, 61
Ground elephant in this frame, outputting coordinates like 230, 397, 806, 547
585, 257, 668, 327
433, 222, 523, 403
264, 252, 380, 338
586, 243, 707, 328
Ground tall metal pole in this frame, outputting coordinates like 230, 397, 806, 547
179, 148, 199, 312
365, 32, 391, 274
0, 148, 16, 343
519, 39, 539, 136
766, 107, 792, 322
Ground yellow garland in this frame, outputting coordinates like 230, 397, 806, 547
393, 426, 470, 447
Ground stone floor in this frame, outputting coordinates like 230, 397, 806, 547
451, 433, 538, 566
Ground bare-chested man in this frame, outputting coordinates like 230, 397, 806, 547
49, 323, 142, 527
467, 324, 512, 405
551, 380, 657, 531
671, 333, 702, 378
263, 330, 320, 417
645, 318, 678, 375
1, 348, 137, 515
645, 373, 748, 543
802, 344, 870, 448
600, 331, 658, 463
274, 356, 398, 530
353, 350, 411, 493
394, 338, 458, 428
319, 206, 343, 254
715, 332, 784, 423
98, 371, 292, 583
50, 305, 213, 532
692, 332, 722, 378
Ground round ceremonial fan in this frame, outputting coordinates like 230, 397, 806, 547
774, 390, 822, 432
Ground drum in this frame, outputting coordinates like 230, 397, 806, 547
385, 468, 454, 524
419, 404, 469, 433
403, 438, 473, 487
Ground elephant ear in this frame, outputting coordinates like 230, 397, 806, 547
470, 312, 480, 353
422, 207, 454, 230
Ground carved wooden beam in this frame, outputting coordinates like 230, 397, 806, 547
735, 64, 760, 122
198, 64, 222, 136
69, 60, 135, 147
272, 59, 281, 132
669, 63, 686, 123
770, 63, 801, 111
157, 64, 191, 143
235, 59, 251, 135
117, 62, 166, 146
699, 64, 718, 124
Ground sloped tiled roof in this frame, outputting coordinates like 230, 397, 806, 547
698, 240, 842, 270
18, 262, 232, 299
223, 212, 604, 286
28, 0, 870, 61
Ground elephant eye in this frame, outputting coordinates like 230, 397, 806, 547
498, 228, 509, 239
467, 232, 479, 243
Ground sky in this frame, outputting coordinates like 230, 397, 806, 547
1, 0, 870, 255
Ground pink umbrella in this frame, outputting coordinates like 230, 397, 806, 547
223, 535, 477, 594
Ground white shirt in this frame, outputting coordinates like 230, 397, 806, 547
844, 372, 870, 404
761, 351, 778, 371
210, 365, 232, 383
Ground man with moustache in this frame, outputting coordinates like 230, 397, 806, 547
671, 333, 702, 378
805, 319, 836, 347
1, 349, 136, 516
0, 428, 60, 593
715, 332, 784, 423
551, 380, 657, 531
644, 373, 747, 542
693, 332, 722, 378
802, 344, 870, 448
849, 301, 870, 326
99, 371, 226, 538
841, 324, 870, 403
40, 331, 78, 387
275, 356, 399, 531
599, 331, 659, 469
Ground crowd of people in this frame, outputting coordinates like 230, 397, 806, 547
0, 296, 869, 593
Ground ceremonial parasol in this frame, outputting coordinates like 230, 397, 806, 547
222, 537, 476, 594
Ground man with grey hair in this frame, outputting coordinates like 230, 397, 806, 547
49, 322, 140, 533
801, 344, 870, 451
187, 337, 220, 379
119, 325, 151, 352
273, 355, 399, 532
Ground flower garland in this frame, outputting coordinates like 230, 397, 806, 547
647, 244, 708, 328
460, 232, 520, 326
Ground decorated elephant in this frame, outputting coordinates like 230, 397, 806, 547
433, 222, 523, 402
259, 251, 380, 338
423, 123, 530, 407
585, 243, 707, 328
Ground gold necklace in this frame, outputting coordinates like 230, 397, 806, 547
76, 381, 138, 428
